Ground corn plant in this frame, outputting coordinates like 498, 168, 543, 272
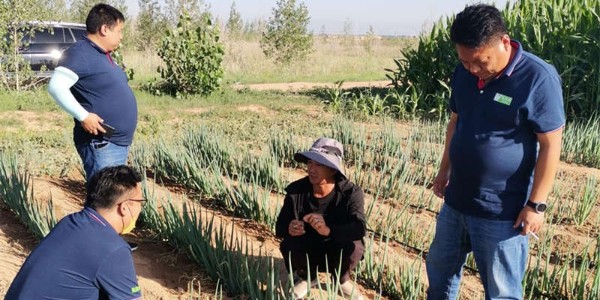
388, 0, 600, 120
506, 0, 600, 119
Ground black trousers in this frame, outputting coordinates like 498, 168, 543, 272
280, 237, 364, 283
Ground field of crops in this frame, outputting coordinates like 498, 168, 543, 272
1, 0, 599, 298
0, 85, 599, 299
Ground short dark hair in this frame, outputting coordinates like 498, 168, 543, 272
86, 3, 125, 34
85, 165, 142, 210
450, 4, 508, 48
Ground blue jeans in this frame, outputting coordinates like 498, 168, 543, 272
76, 140, 129, 182
426, 204, 528, 300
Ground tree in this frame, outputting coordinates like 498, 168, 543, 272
243, 18, 265, 39
0, 0, 53, 90
362, 25, 377, 54
150, 12, 224, 97
135, 0, 168, 51
341, 18, 354, 48
260, 0, 313, 64
225, 1, 243, 39
68, 0, 133, 48
69, 0, 129, 24
42, 0, 69, 21
164, 0, 204, 27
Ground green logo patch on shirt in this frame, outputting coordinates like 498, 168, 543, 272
131, 285, 141, 294
493, 93, 513, 106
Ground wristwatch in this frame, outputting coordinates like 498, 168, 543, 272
526, 200, 548, 213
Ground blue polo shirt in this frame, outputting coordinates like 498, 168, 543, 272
445, 41, 565, 220
5, 207, 141, 299
58, 37, 137, 146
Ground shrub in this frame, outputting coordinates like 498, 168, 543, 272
150, 12, 224, 97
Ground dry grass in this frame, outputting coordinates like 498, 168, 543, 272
122, 35, 416, 85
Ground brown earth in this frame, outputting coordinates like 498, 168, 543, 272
1, 81, 598, 299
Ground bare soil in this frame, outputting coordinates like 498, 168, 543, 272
1, 82, 598, 299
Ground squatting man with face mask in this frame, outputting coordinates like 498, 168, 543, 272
5, 165, 144, 300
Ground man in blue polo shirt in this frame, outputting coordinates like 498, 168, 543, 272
48, 4, 137, 182
426, 4, 565, 300
5, 165, 144, 299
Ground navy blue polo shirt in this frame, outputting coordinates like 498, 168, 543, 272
5, 207, 141, 299
445, 41, 565, 220
58, 37, 137, 146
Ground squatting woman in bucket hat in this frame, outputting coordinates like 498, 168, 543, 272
275, 137, 366, 300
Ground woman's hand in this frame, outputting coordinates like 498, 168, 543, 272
303, 213, 330, 236
288, 219, 305, 236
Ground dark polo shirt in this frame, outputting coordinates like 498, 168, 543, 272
445, 41, 565, 220
5, 208, 141, 299
58, 37, 137, 146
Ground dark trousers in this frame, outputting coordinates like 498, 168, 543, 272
280, 237, 364, 283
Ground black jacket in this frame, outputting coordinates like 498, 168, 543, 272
275, 176, 366, 243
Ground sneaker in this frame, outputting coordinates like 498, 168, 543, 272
339, 280, 364, 300
127, 242, 138, 252
293, 277, 318, 299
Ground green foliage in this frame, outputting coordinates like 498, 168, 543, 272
363, 25, 377, 54
226, 1, 243, 38
260, 0, 313, 64
41, 0, 69, 21
68, 0, 134, 48
386, 0, 600, 120
69, 0, 129, 23
0, 154, 57, 240
0, 0, 56, 91
109, 50, 135, 80
384, 17, 455, 119
319, 82, 450, 120
134, 0, 168, 51
151, 12, 224, 97
561, 115, 600, 168
242, 18, 266, 40
164, 0, 205, 27
505, 0, 600, 120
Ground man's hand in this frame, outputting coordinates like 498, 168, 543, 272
288, 219, 305, 236
303, 213, 330, 236
432, 171, 450, 198
80, 113, 106, 136
513, 206, 544, 236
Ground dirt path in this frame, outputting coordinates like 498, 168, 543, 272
232, 80, 391, 92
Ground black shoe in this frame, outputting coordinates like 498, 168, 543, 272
128, 242, 138, 252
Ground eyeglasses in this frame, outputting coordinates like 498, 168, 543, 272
127, 198, 147, 206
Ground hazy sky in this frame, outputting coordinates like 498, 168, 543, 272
124, 0, 513, 36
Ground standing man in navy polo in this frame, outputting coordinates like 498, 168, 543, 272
5, 166, 144, 299
48, 3, 137, 182
426, 4, 565, 300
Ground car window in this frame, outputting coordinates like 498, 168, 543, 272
71, 29, 87, 41
29, 28, 66, 44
